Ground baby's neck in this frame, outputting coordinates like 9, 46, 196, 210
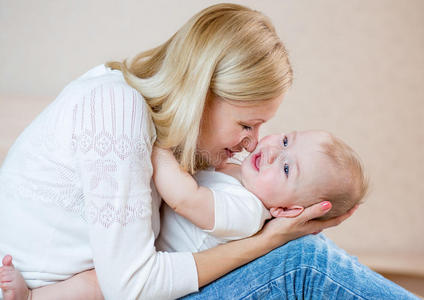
216, 162, 242, 182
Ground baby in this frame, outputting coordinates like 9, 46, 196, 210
154, 130, 368, 253
0, 130, 367, 298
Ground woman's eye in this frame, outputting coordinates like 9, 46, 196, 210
282, 136, 288, 147
283, 163, 290, 177
241, 124, 253, 131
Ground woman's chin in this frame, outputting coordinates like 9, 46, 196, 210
196, 150, 228, 169
209, 155, 226, 168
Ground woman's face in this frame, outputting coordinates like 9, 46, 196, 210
197, 93, 284, 168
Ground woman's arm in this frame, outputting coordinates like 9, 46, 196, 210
194, 201, 357, 286
152, 146, 215, 229
26, 201, 357, 299
72, 83, 199, 299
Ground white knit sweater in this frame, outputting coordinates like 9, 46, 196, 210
0, 65, 198, 300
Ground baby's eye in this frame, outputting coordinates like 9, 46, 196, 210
241, 124, 253, 131
283, 163, 290, 177
282, 136, 288, 147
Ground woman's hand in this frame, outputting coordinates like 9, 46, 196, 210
258, 201, 359, 249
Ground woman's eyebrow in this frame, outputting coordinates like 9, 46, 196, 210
247, 118, 265, 123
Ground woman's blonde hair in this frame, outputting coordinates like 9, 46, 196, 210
107, 3, 293, 173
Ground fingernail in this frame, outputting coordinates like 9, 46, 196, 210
321, 201, 331, 210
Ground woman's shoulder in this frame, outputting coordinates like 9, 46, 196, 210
65, 65, 156, 149
64, 64, 138, 97
63, 64, 151, 123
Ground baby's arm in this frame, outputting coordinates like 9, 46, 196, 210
0, 255, 103, 300
152, 146, 214, 230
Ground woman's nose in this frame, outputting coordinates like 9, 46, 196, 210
241, 132, 259, 152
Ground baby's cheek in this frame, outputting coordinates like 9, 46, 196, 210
259, 134, 281, 147
256, 174, 276, 200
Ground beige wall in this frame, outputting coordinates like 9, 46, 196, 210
1, 0, 423, 274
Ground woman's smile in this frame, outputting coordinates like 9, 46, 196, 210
225, 148, 235, 158
197, 93, 284, 168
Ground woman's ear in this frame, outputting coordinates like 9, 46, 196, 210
270, 205, 304, 218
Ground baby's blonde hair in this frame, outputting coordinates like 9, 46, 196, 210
317, 135, 369, 220
106, 3, 293, 173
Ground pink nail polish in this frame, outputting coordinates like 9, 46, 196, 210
321, 201, 331, 210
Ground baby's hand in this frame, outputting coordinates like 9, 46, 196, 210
0, 255, 30, 300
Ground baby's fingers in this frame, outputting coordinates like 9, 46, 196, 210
0, 281, 13, 289
0, 269, 15, 282
0, 266, 14, 274
2, 255, 13, 266
0, 274, 13, 282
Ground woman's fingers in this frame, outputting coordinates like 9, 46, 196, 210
298, 201, 332, 223
328, 204, 359, 225
347, 204, 359, 216
305, 203, 360, 233
260, 203, 360, 246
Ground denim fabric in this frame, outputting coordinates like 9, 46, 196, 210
181, 234, 419, 300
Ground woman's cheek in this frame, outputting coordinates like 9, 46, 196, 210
228, 133, 243, 149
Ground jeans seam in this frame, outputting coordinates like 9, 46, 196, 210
241, 266, 367, 300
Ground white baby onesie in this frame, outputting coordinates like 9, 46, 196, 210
156, 170, 271, 253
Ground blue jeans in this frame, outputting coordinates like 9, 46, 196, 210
181, 234, 419, 299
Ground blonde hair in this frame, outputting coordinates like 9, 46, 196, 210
317, 135, 369, 220
106, 3, 293, 173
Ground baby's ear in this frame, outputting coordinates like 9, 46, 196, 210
270, 206, 304, 218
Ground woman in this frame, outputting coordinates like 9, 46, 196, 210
0, 3, 417, 300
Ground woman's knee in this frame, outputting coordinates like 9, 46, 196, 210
264, 234, 347, 274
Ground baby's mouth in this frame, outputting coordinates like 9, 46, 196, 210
252, 152, 261, 171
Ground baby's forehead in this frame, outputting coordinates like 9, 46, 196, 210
294, 167, 340, 197
297, 151, 339, 185
300, 130, 333, 142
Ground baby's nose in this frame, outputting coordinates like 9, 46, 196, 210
266, 147, 283, 164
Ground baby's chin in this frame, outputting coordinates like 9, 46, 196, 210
240, 167, 261, 197
240, 159, 251, 176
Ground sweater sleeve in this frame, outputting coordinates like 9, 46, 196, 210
73, 82, 198, 299
204, 187, 272, 241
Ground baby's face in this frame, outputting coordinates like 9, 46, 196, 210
240, 130, 336, 209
